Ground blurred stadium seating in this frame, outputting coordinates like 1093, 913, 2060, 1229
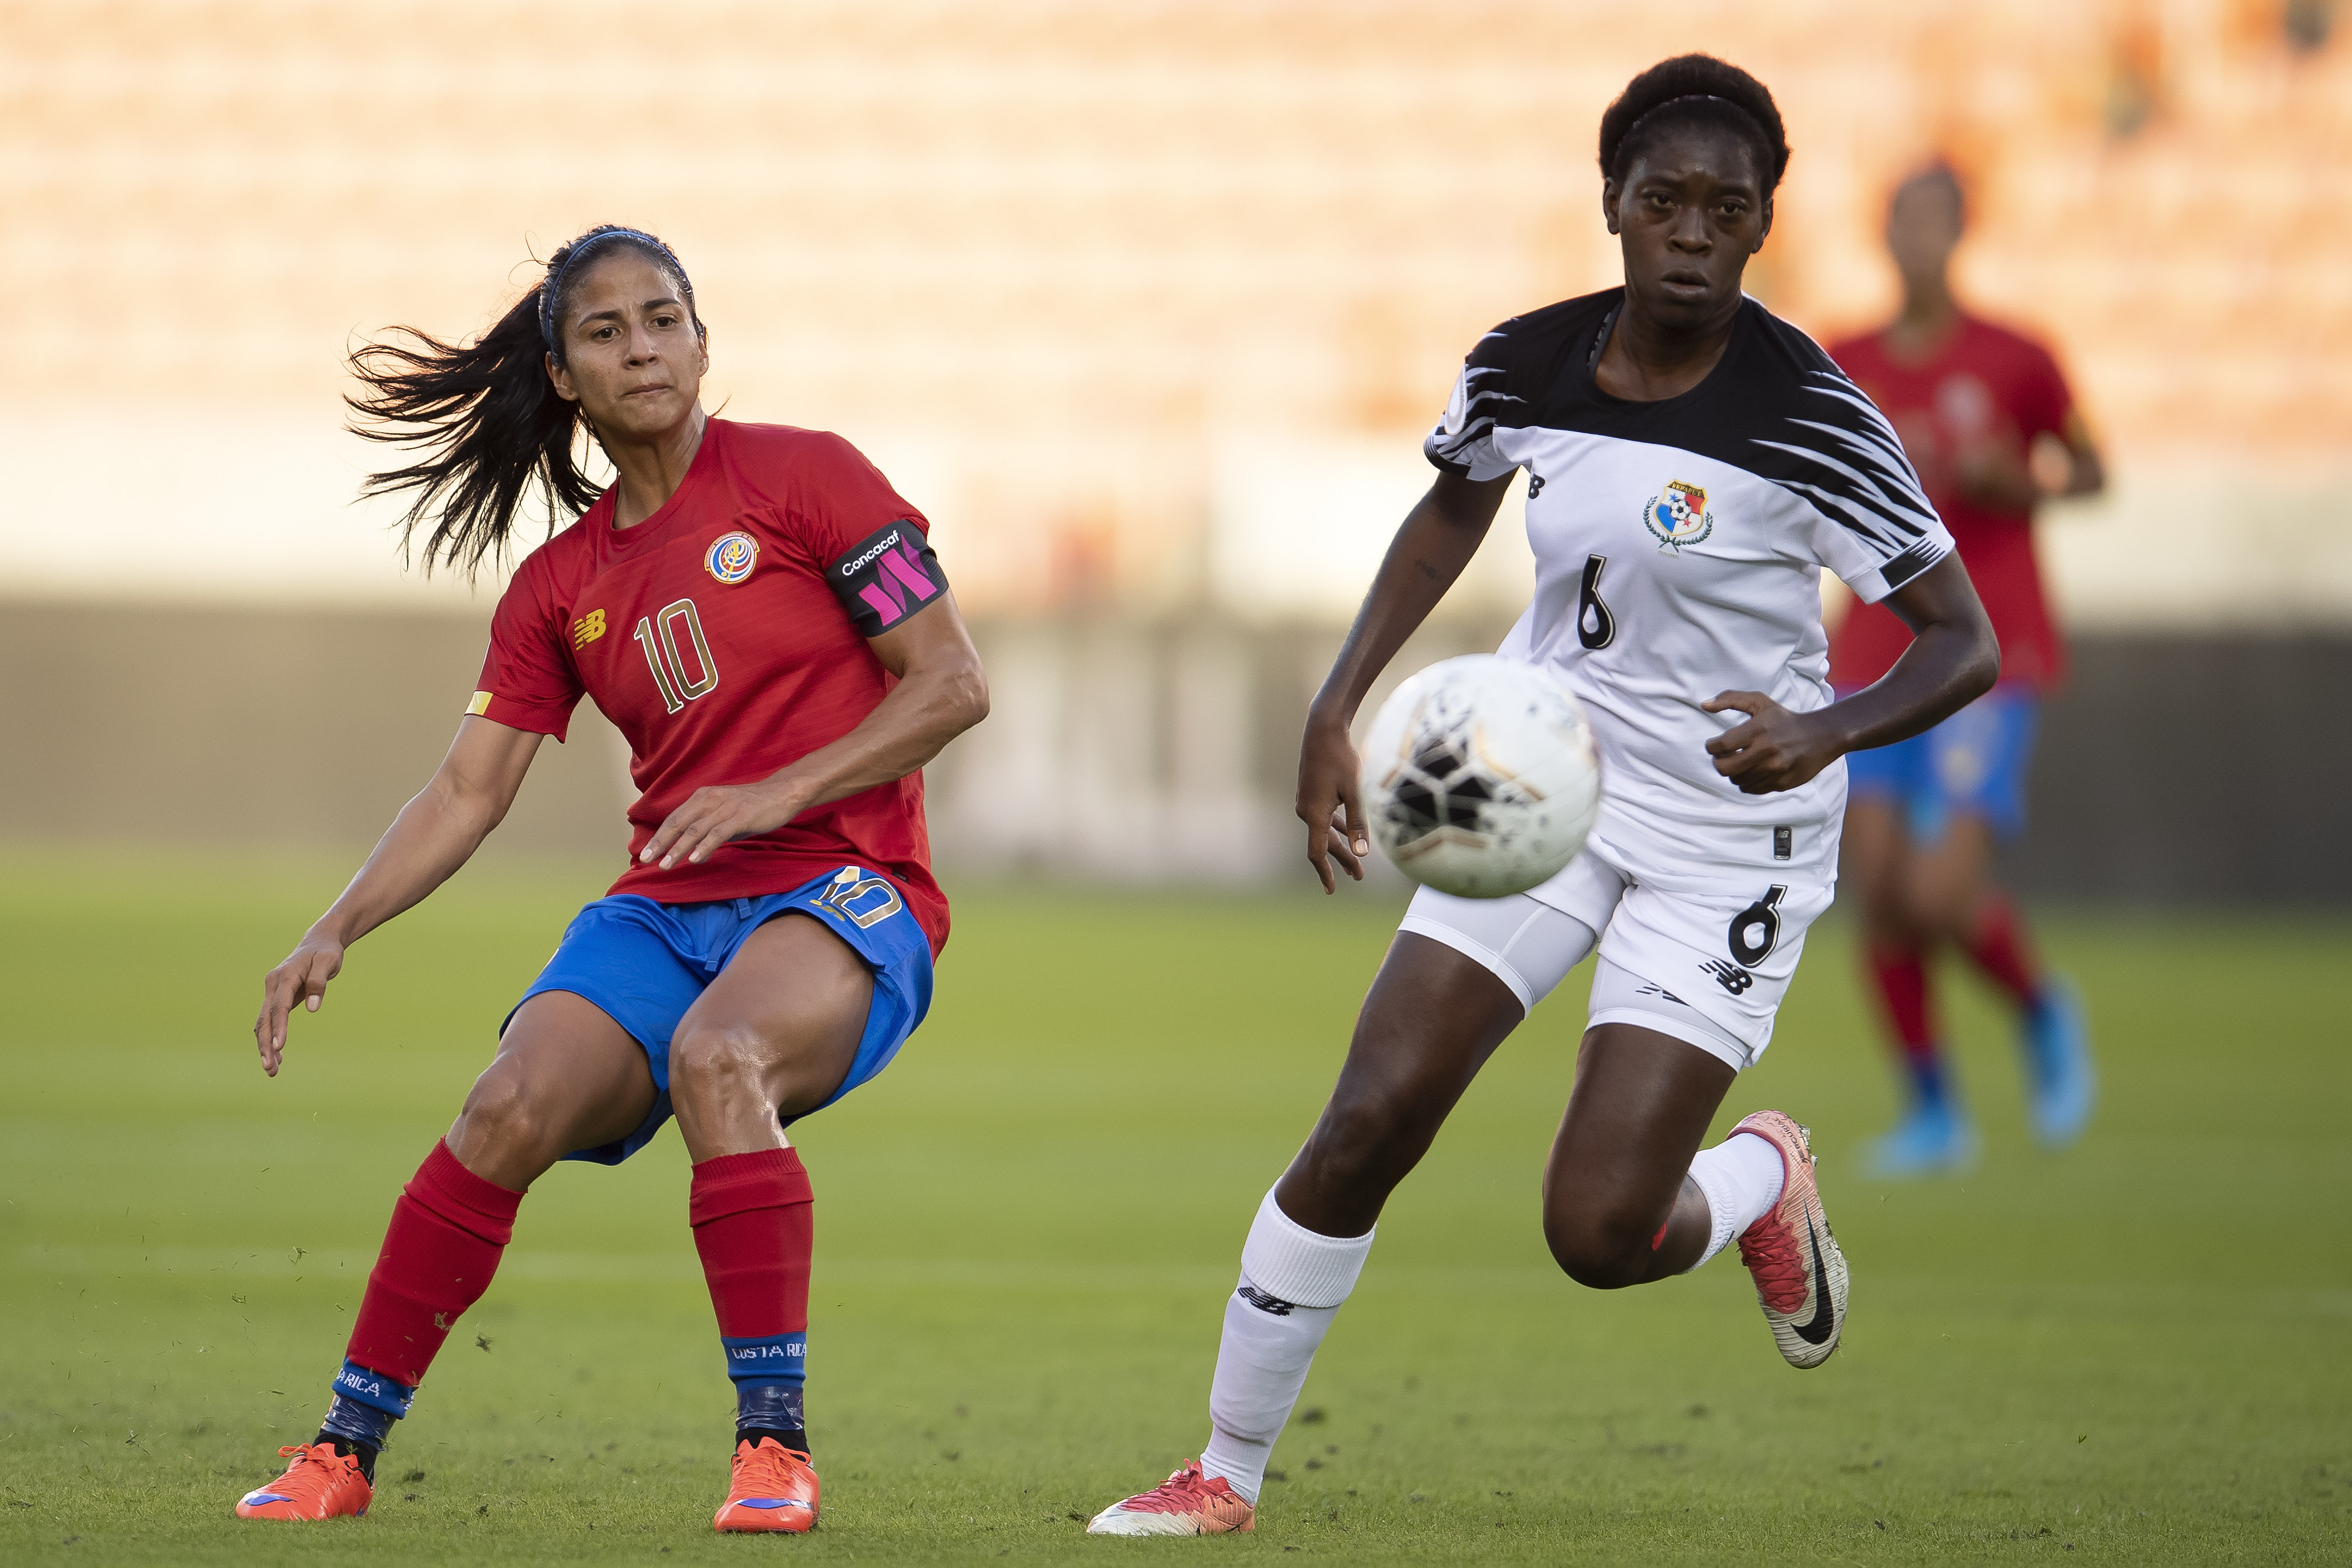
1, 1, 2346, 894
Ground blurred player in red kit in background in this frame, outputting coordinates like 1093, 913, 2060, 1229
1828, 165, 2104, 1176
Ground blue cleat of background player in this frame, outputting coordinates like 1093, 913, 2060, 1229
2022, 980, 2095, 1148
1862, 1092, 1979, 1179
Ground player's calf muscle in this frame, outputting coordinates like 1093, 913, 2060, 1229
1281, 955, 1519, 1230
1281, 1105, 1431, 1232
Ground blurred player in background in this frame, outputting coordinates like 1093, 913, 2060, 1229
235, 225, 986, 1531
1828, 166, 2104, 1176
1090, 57, 1999, 1537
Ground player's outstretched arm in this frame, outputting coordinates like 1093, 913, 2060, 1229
1702, 553, 1998, 795
253, 716, 544, 1075
1298, 472, 1516, 892
636, 592, 988, 871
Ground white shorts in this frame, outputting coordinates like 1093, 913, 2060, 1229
1396, 818, 1837, 1073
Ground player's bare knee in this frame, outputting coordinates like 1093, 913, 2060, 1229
452, 1065, 550, 1165
669, 1021, 774, 1106
1903, 876, 1967, 944
1543, 1203, 1652, 1290
1860, 891, 1915, 948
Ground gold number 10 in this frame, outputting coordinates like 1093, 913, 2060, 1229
632, 598, 720, 715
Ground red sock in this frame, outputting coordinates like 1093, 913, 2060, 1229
346, 1140, 524, 1388
690, 1148, 814, 1339
1865, 942, 1941, 1067
1963, 897, 2044, 1011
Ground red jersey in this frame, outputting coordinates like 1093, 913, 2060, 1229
469, 419, 953, 954
1826, 313, 2076, 692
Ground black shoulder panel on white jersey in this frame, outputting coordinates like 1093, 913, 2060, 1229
1454, 292, 1942, 568
1425, 293, 1617, 478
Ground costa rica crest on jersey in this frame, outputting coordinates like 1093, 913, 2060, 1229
1643, 480, 1715, 550
704, 531, 759, 584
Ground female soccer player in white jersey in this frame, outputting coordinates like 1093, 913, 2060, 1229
233, 226, 986, 1533
1091, 55, 1998, 1536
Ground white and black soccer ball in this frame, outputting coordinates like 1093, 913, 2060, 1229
1357, 654, 1601, 899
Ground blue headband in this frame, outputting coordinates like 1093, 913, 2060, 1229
538, 228, 695, 353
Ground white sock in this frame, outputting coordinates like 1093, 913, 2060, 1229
1684, 1131, 1786, 1270
1197, 1189, 1374, 1505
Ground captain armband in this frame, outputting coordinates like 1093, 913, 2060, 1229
827, 521, 948, 637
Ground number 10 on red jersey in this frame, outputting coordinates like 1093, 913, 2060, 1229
633, 598, 719, 715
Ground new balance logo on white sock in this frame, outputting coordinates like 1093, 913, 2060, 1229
1199, 1190, 1378, 1506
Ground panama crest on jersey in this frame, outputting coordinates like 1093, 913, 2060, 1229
705, 530, 759, 584
1642, 479, 1715, 550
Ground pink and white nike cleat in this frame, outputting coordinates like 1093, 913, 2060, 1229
1087, 1459, 1255, 1536
1731, 1109, 1849, 1369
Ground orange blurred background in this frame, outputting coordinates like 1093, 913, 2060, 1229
5, 0, 2347, 618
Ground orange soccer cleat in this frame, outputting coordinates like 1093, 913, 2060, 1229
233, 1442, 374, 1520
713, 1436, 820, 1533
1087, 1459, 1257, 1536
1732, 1109, 1850, 1369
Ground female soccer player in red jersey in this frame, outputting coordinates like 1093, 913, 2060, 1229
1828, 167, 2104, 1177
233, 225, 987, 1532
1091, 58, 1998, 1537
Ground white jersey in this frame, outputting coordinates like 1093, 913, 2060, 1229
1425, 289, 1954, 877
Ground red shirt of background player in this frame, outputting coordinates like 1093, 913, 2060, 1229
473, 417, 951, 954
1825, 315, 2077, 692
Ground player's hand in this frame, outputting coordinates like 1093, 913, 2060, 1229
1701, 691, 1840, 794
1297, 707, 1370, 894
640, 778, 812, 871
255, 932, 345, 1077
1952, 438, 2039, 511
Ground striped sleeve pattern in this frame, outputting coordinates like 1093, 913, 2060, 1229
1423, 326, 1524, 483
1749, 370, 1955, 603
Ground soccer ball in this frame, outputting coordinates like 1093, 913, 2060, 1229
1357, 655, 1601, 899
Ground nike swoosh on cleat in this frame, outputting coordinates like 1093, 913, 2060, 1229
1790, 1214, 1838, 1346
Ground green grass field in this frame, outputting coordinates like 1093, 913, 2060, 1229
1, 844, 2346, 1565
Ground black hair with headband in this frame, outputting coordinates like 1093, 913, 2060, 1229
1598, 55, 1790, 196
344, 222, 707, 580
537, 225, 703, 362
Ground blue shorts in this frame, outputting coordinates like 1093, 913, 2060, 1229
1842, 686, 2039, 842
507, 866, 935, 1165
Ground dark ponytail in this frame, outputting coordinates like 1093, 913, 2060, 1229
1598, 55, 1790, 196
346, 225, 701, 579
